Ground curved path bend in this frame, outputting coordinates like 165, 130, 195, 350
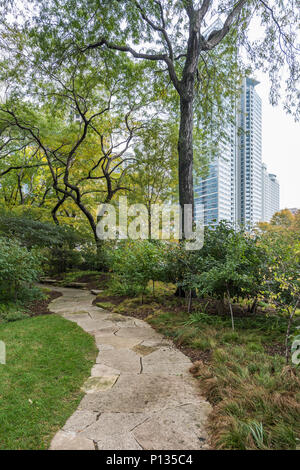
48, 286, 211, 450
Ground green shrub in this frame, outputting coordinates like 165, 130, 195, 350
0, 237, 43, 301
0, 302, 29, 323
3, 310, 30, 322
109, 278, 146, 297
0, 210, 89, 275
0, 210, 83, 250
108, 240, 167, 297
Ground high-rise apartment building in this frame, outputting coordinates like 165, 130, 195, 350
194, 121, 237, 226
261, 164, 280, 222
194, 77, 279, 228
237, 77, 263, 227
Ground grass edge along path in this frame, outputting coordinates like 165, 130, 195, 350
0, 314, 97, 450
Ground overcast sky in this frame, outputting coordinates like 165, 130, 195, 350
254, 74, 300, 210
242, 9, 300, 211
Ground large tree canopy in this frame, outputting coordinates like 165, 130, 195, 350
0, 0, 299, 235
0, 53, 162, 243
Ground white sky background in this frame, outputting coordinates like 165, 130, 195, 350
240, 6, 300, 211
255, 75, 300, 210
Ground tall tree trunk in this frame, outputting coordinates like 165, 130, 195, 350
227, 289, 235, 332
147, 203, 151, 238
178, 95, 195, 237
217, 297, 226, 315
187, 288, 192, 314
250, 297, 258, 314
95, 235, 103, 255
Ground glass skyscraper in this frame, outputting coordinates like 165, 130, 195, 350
194, 77, 280, 228
194, 125, 237, 226
238, 77, 263, 228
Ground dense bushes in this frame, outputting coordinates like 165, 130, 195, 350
0, 210, 107, 274
0, 237, 43, 301
108, 240, 167, 297
105, 222, 299, 359
0, 211, 87, 274
106, 222, 299, 317
179, 223, 267, 318
1, 206, 299, 354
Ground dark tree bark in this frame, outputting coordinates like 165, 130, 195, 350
178, 96, 195, 233
250, 297, 258, 314
217, 297, 226, 315
17, 173, 24, 204
227, 288, 235, 331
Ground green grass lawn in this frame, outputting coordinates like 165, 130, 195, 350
0, 315, 97, 450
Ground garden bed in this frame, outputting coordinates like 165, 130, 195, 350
90, 273, 300, 450
27, 290, 62, 317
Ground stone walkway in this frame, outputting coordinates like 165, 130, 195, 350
47, 286, 211, 450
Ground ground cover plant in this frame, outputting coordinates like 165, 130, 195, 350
89, 264, 300, 450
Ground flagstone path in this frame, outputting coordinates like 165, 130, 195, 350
47, 285, 211, 450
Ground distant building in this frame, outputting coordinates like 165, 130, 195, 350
194, 122, 237, 226
194, 77, 280, 228
261, 164, 280, 222
237, 77, 263, 228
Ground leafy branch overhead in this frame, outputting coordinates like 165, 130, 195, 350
0, 0, 298, 235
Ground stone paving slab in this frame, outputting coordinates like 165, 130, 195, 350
132, 318, 154, 329
94, 335, 141, 349
88, 310, 112, 320
46, 285, 212, 450
60, 312, 90, 320
142, 348, 192, 365
81, 412, 146, 450
76, 319, 117, 333
81, 375, 119, 393
132, 404, 211, 450
96, 346, 115, 358
78, 374, 202, 413
107, 313, 134, 322
115, 327, 163, 341
140, 339, 174, 348
63, 410, 98, 433
142, 362, 191, 375
91, 364, 121, 377
131, 344, 158, 356
96, 348, 141, 374
50, 304, 93, 315
50, 431, 95, 450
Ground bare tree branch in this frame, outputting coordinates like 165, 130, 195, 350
0, 163, 47, 177
82, 38, 181, 93
202, 0, 249, 50
134, 0, 174, 61
198, 0, 212, 23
